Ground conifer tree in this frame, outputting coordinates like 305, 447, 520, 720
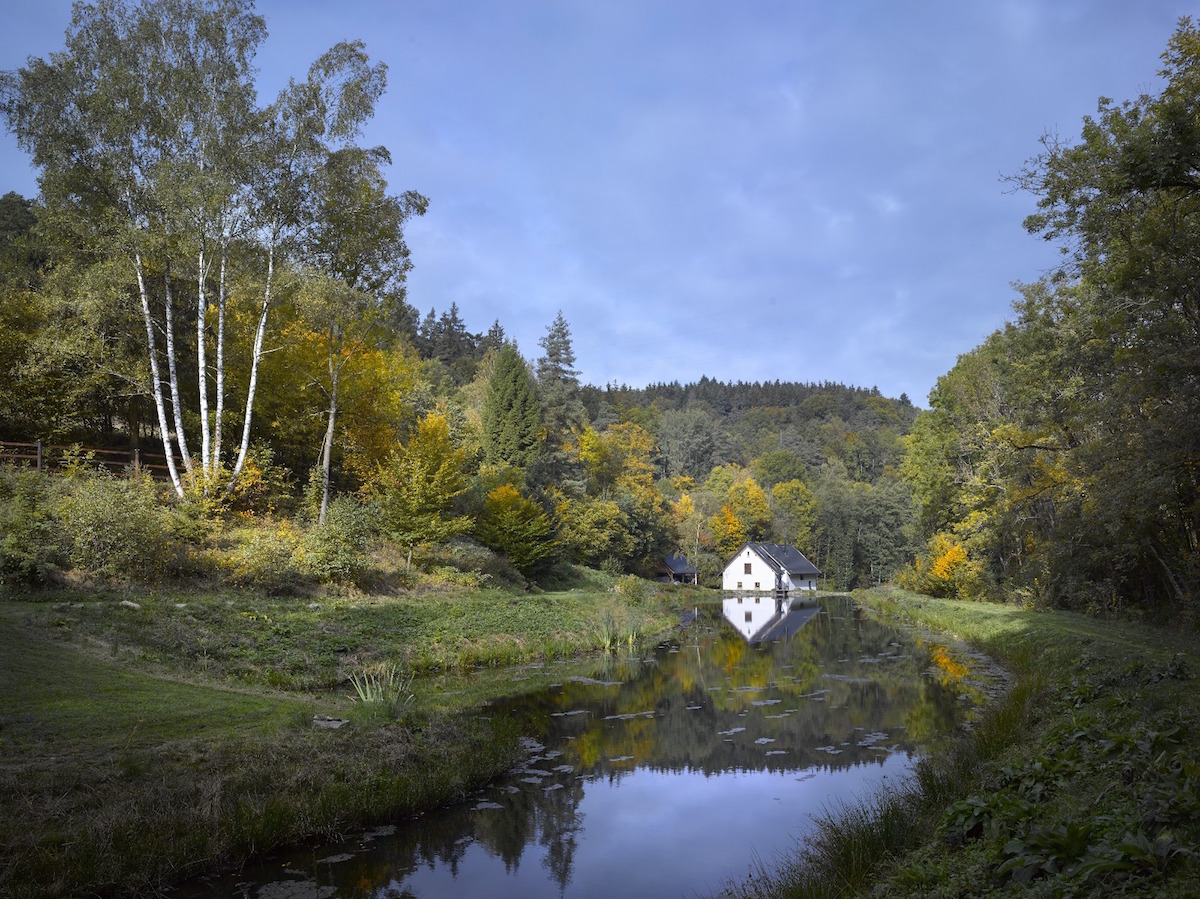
482, 343, 541, 470
533, 310, 588, 491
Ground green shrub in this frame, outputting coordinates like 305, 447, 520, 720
223, 444, 296, 518
614, 573, 650, 603
0, 469, 61, 587
303, 497, 375, 584
54, 470, 170, 581
218, 521, 311, 594
421, 536, 525, 588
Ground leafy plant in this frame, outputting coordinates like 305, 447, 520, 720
996, 821, 1095, 883
304, 496, 374, 584
348, 663, 414, 722
0, 469, 60, 587
941, 793, 1031, 844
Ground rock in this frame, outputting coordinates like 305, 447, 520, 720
312, 715, 349, 730
119, 600, 141, 610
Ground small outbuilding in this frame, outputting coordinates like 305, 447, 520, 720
659, 553, 698, 585
721, 542, 820, 595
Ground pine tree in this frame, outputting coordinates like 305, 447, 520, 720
373, 411, 473, 570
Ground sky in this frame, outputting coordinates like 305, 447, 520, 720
1, 1, 1194, 405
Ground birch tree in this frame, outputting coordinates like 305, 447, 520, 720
300, 144, 427, 523
1, 0, 401, 498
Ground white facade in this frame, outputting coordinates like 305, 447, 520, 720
721, 544, 818, 593
722, 545, 772, 591
780, 571, 818, 592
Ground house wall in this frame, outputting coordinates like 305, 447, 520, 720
722, 546, 774, 591
780, 573, 818, 592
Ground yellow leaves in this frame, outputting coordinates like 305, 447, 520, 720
672, 492, 696, 524
930, 540, 968, 581
580, 421, 658, 495
897, 532, 984, 600
709, 505, 746, 557
372, 410, 473, 547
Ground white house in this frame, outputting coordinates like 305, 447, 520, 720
721, 542, 820, 594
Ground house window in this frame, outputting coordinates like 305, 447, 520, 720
736, 582, 742, 590
754, 582, 760, 589
755, 596, 760, 603
744, 562, 752, 574
745, 611, 752, 623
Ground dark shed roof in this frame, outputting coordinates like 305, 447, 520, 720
663, 553, 697, 575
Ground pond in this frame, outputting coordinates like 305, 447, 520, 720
188, 595, 997, 898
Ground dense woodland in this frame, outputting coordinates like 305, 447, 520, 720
0, 2, 1196, 623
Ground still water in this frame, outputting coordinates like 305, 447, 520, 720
191, 595, 995, 899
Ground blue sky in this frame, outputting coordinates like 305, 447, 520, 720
2, 2, 1192, 404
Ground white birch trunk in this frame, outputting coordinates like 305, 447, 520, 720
134, 251, 185, 496
197, 244, 211, 483
318, 325, 340, 525
213, 244, 227, 475
163, 262, 193, 475
227, 235, 276, 492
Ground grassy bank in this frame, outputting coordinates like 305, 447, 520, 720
0, 574, 686, 897
726, 589, 1200, 899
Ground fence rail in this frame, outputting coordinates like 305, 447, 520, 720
0, 440, 182, 481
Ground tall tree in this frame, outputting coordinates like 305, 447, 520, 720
533, 310, 587, 492
482, 342, 541, 471
373, 410, 472, 570
300, 141, 427, 522
1, 0, 265, 493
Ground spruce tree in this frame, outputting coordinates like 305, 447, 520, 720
482, 343, 541, 469
533, 311, 588, 491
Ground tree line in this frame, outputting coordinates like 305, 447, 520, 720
1, 0, 1195, 620
899, 18, 1200, 619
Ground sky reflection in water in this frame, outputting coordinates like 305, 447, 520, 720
192, 596, 991, 899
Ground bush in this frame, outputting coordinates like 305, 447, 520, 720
420, 536, 526, 589
223, 444, 296, 519
303, 497, 375, 585
54, 470, 171, 582
614, 573, 651, 603
218, 521, 312, 594
0, 469, 61, 587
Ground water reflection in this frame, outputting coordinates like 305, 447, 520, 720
187, 597, 990, 899
722, 595, 820, 642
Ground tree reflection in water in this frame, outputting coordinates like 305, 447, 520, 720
186, 596, 990, 899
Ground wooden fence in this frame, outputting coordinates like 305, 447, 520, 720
0, 440, 182, 481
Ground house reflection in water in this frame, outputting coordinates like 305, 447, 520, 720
723, 595, 820, 643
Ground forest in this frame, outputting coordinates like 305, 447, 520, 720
1, 1, 1197, 625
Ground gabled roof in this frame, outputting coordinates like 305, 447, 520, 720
663, 553, 697, 575
737, 542, 821, 577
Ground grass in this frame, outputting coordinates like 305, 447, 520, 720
722, 588, 1200, 899
0, 572, 684, 897
9, 577, 678, 692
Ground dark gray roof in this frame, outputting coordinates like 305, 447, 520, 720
744, 543, 821, 577
663, 553, 697, 575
